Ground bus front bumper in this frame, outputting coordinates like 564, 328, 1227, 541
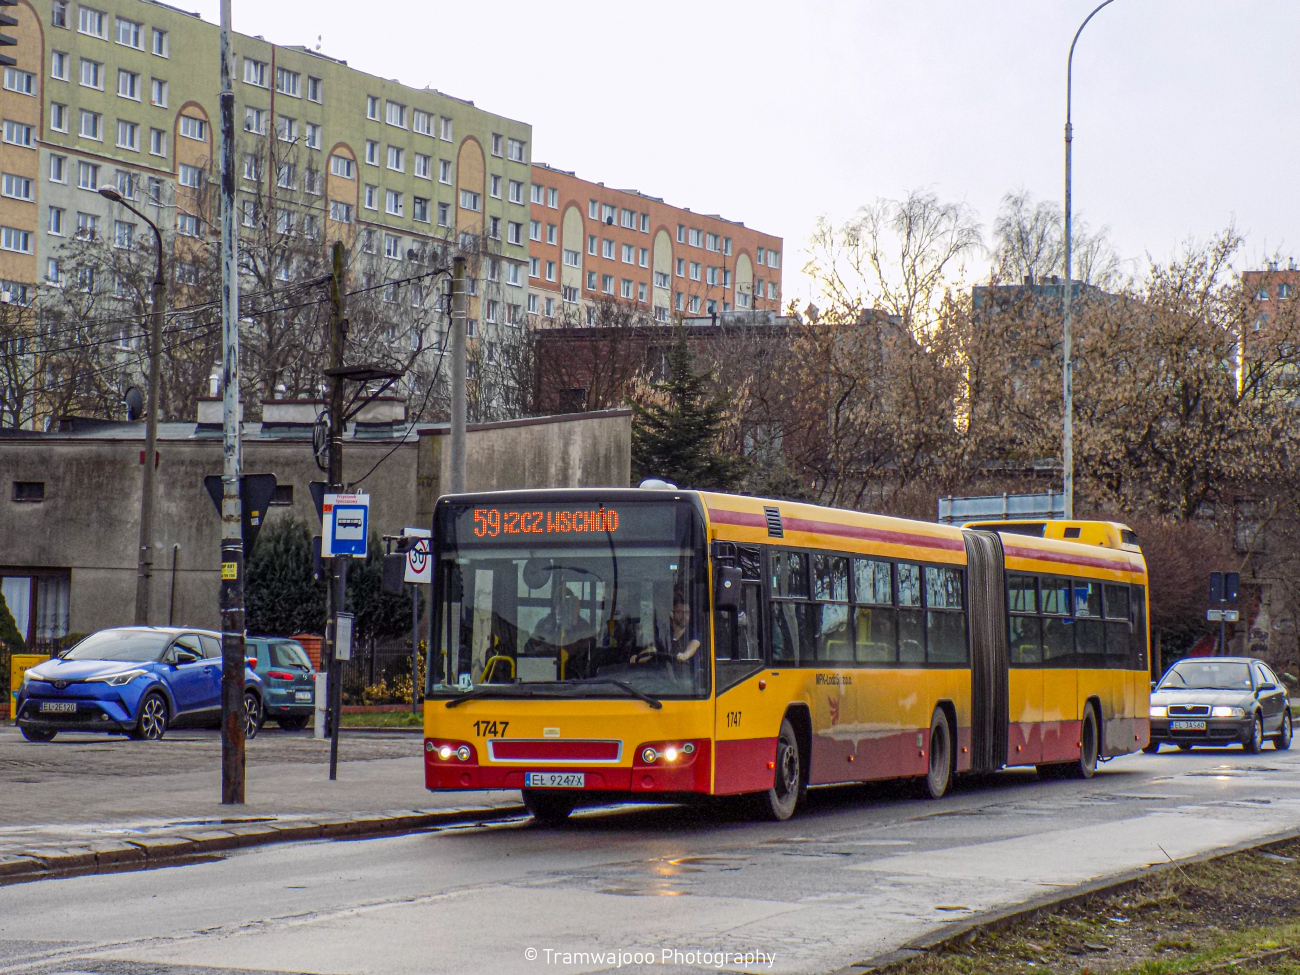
424, 738, 712, 794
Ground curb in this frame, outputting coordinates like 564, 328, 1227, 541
831, 824, 1300, 974
0, 802, 528, 886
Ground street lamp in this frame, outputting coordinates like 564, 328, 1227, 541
99, 184, 167, 624
1062, 0, 1116, 521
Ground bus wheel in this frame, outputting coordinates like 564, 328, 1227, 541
923, 709, 952, 799
523, 790, 575, 825
758, 718, 802, 821
1068, 707, 1099, 779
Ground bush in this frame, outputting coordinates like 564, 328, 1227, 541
245, 516, 327, 636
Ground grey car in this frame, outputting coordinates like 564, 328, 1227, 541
1148, 657, 1293, 753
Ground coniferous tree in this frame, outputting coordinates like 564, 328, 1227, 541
0, 590, 25, 653
631, 329, 746, 490
245, 516, 327, 637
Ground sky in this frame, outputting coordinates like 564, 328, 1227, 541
186, 0, 1300, 305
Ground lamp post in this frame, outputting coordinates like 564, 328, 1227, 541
99, 185, 166, 624
1062, 0, 1116, 521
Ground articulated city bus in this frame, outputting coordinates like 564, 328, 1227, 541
422, 488, 1150, 821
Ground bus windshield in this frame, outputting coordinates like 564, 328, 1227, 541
428, 499, 709, 700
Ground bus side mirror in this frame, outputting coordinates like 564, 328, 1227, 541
715, 566, 742, 612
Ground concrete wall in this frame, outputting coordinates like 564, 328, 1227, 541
0, 409, 628, 637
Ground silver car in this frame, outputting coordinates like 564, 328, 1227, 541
1148, 657, 1293, 753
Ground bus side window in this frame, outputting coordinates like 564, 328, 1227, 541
1131, 584, 1148, 671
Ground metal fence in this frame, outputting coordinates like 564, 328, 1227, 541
339, 637, 423, 705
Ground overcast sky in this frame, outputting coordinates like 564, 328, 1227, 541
191, 0, 1299, 302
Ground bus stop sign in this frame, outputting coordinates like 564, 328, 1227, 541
322, 493, 369, 558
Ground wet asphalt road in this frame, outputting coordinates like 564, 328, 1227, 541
3, 744, 1299, 975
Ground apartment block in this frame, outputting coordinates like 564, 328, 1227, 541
526, 163, 783, 325
1, 0, 531, 335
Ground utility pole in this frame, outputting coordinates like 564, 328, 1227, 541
449, 255, 467, 494
327, 240, 346, 781
218, 0, 246, 805
1062, 0, 1116, 521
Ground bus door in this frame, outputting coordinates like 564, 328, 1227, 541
1007, 574, 1044, 766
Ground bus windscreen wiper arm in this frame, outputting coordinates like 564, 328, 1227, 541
444, 687, 540, 708
567, 678, 663, 709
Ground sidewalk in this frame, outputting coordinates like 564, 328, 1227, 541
0, 724, 524, 880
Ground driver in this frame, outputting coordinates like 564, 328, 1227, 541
631, 594, 701, 664
531, 589, 595, 649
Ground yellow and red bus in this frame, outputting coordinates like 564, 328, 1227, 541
423, 488, 1149, 821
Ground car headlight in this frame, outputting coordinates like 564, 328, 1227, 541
21, 669, 36, 691
1211, 706, 1245, 718
1149, 705, 1167, 718
86, 669, 148, 687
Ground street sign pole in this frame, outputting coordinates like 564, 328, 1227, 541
322, 491, 368, 780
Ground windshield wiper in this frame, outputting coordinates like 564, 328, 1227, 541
444, 687, 543, 708
564, 678, 663, 709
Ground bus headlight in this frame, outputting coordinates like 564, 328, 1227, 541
1211, 706, 1245, 718
456, 745, 471, 761
642, 747, 658, 764
438, 745, 453, 760
1149, 705, 1167, 718
636, 741, 700, 766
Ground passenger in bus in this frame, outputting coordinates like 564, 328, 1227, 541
630, 593, 701, 664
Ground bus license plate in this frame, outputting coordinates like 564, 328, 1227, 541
40, 701, 76, 713
1171, 720, 1206, 731
524, 772, 585, 789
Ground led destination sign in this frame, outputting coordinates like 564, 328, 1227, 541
447, 502, 683, 546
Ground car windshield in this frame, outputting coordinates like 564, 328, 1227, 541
1161, 661, 1252, 690
63, 629, 173, 662
269, 642, 312, 669
428, 499, 708, 700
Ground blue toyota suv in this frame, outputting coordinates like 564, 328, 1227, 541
15, 626, 264, 742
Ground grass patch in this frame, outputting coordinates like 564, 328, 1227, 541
340, 710, 422, 728
888, 840, 1300, 975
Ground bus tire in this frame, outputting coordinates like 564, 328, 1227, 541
923, 708, 953, 799
757, 718, 802, 821
523, 790, 575, 824
1067, 706, 1099, 779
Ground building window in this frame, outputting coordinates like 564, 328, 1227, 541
80, 58, 103, 89
768, 282, 779, 299
563, 249, 580, 268
588, 234, 597, 256
276, 67, 300, 97
490, 133, 504, 157
507, 137, 526, 162
705, 232, 718, 252
543, 223, 554, 245
0, 226, 32, 253
78, 6, 106, 38
48, 206, 65, 235
529, 256, 540, 277
601, 274, 614, 295
487, 216, 501, 239
384, 233, 402, 259
724, 269, 732, 288
689, 262, 700, 281
620, 278, 634, 299
2, 67, 34, 95
77, 109, 101, 139
76, 211, 98, 238
149, 128, 166, 156
52, 1, 68, 27
412, 195, 430, 222
640, 213, 650, 233
602, 239, 614, 259
530, 182, 544, 204
51, 51, 69, 80
621, 208, 634, 229
638, 247, 649, 268
545, 260, 555, 281
548, 187, 559, 209
387, 145, 405, 172
275, 115, 297, 142
1280, 283, 1293, 299
529, 220, 541, 242
50, 103, 68, 132
329, 200, 353, 224
586, 270, 597, 290
49, 155, 66, 182
689, 228, 702, 247
414, 153, 431, 179
386, 101, 406, 128
654, 271, 670, 289
176, 212, 199, 237
77, 160, 99, 190
365, 140, 379, 165
412, 109, 431, 135
307, 76, 323, 102
364, 184, 378, 209
689, 295, 701, 313
385, 189, 403, 216
116, 120, 139, 150
330, 154, 355, 179
621, 243, 634, 264
440, 116, 453, 140
150, 77, 168, 107
305, 122, 321, 150
276, 163, 295, 189
675, 258, 684, 277
243, 58, 268, 88
179, 115, 206, 140
601, 203, 616, 224
438, 158, 452, 183
112, 219, 133, 248
460, 189, 481, 212
152, 28, 168, 57
437, 201, 450, 226
242, 152, 261, 181
527, 292, 538, 314
545, 296, 556, 316
508, 179, 524, 204
768, 250, 781, 269
638, 282, 647, 302
677, 224, 686, 243
507, 262, 522, 286
706, 267, 717, 286
589, 199, 598, 219
489, 173, 501, 198
116, 16, 142, 48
